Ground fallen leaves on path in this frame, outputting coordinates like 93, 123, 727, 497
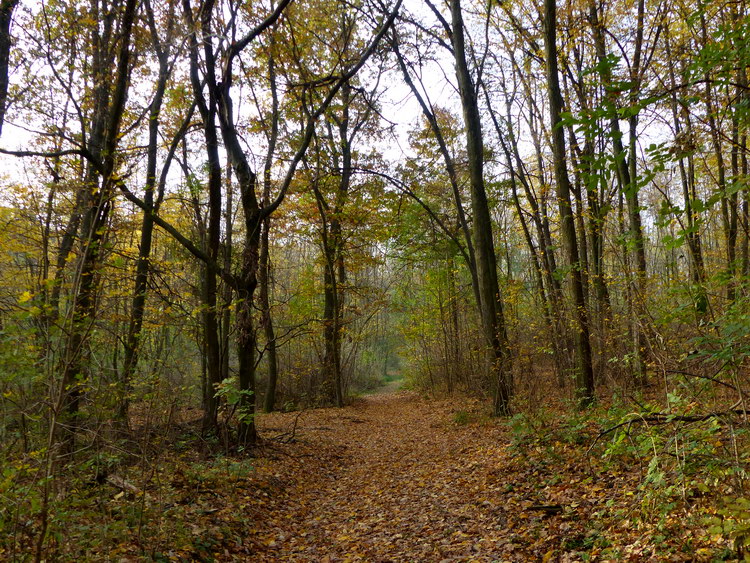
239, 392, 726, 561
10, 391, 731, 560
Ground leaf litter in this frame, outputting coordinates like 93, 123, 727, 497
241, 391, 727, 561
15, 390, 733, 561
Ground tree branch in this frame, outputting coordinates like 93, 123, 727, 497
262, 0, 403, 219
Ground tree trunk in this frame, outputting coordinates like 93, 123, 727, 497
701, 10, 738, 302
589, 0, 647, 382
544, 0, 595, 407
664, 26, 708, 311
183, 0, 224, 432
261, 51, 280, 413
120, 4, 178, 421
221, 164, 233, 384
56, 0, 138, 454
391, 37, 482, 309
259, 213, 279, 412
449, 0, 512, 415
0, 0, 18, 135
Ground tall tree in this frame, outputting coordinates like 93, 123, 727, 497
259, 48, 281, 413
0, 0, 17, 135
182, 0, 225, 432
120, 0, 186, 421
544, 0, 595, 406
448, 0, 512, 415
54, 0, 140, 451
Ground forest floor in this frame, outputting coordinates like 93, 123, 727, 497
13, 387, 736, 561
230, 390, 726, 562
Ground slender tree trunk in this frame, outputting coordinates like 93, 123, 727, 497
261, 52, 280, 413
544, 0, 594, 407
235, 203, 260, 446
664, 27, 708, 311
313, 179, 344, 407
259, 213, 279, 412
564, 54, 612, 332
447, 255, 461, 391
221, 165, 233, 384
701, 11, 738, 302
732, 44, 747, 283
450, 0, 512, 415
183, 0, 224, 431
0, 0, 18, 135
120, 4, 178, 420
589, 0, 646, 381
484, 85, 563, 382
521, 93, 572, 376
566, 128, 591, 310
391, 37, 482, 309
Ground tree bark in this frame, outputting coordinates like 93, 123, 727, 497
544, 0, 595, 407
449, 0, 512, 415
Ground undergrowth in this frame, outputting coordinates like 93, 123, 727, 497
0, 429, 259, 560
507, 387, 750, 560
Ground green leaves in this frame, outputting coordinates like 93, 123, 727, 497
215, 376, 255, 423
707, 497, 750, 559
581, 53, 620, 79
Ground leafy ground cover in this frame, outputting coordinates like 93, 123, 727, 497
2, 389, 743, 560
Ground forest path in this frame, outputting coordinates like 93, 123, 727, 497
364, 374, 404, 395
249, 391, 581, 561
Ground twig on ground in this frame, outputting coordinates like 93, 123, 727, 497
270, 411, 303, 443
587, 400, 747, 456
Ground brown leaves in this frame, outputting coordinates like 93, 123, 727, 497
27, 391, 728, 560
244, 391, 729, 561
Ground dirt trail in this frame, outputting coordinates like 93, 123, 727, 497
249, 391, 568, 561
364, 376, 404, 396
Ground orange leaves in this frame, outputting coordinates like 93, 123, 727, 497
241, 391, 731, 560
43, 391, 733, 559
